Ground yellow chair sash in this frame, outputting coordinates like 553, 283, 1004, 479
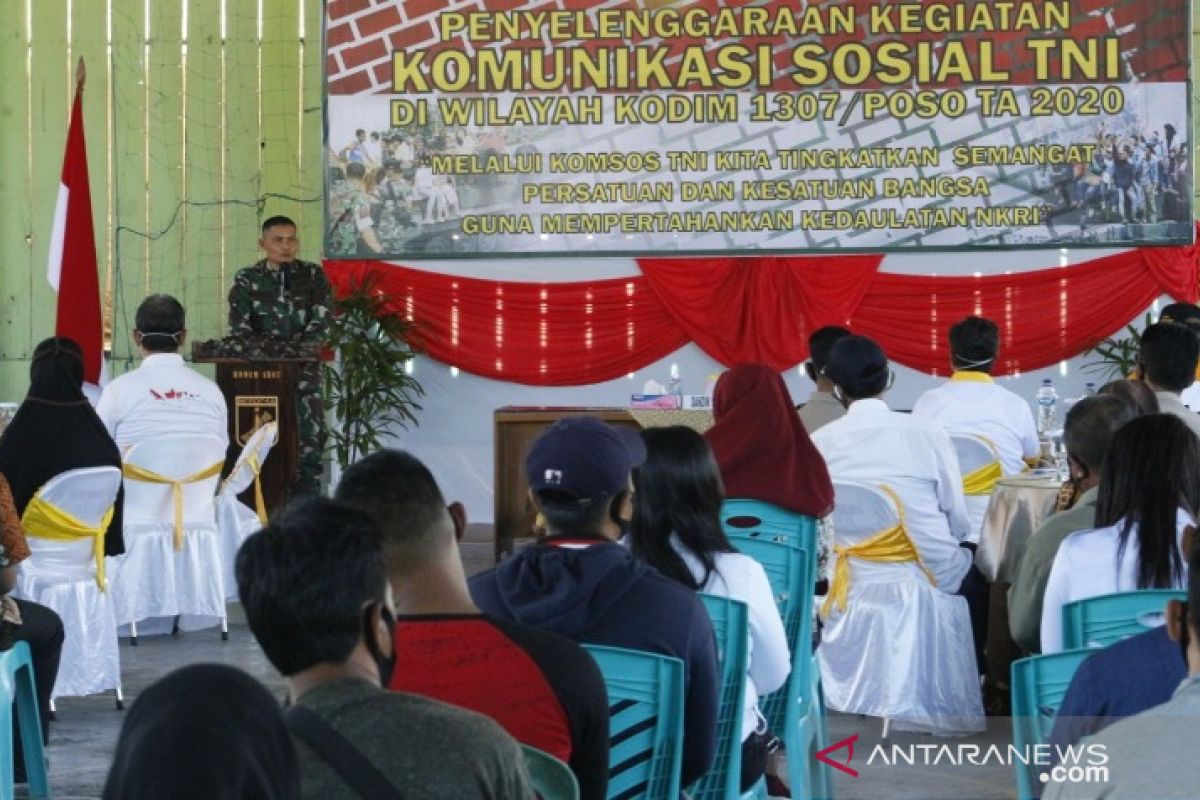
821, 486, 935, 618
21, 496, 115, 590
245, 452, 268, 525
122, 460, 224, 550
963, 460, 1002, 495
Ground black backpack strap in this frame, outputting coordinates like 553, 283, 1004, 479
285, 704, 404, 800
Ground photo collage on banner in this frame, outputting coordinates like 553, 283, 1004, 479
325, 0, 1192, 257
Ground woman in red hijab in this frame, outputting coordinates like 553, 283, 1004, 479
704, 363, 834, 517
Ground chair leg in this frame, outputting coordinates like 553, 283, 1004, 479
221, 616, 229, 642
129, 619, 139, 646
881, 717, 891, 739
115, 685, 125, 711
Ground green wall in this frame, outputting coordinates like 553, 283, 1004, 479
0, 0, 324, 400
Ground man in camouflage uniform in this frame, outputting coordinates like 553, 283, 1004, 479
228, 215, 331, 494
327, 161, 383, 257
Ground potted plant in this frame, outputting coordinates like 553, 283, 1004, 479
1082, 311, 1153, 381
323, 275, 424, 467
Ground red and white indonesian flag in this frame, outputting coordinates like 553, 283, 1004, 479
48, 61, 106, 395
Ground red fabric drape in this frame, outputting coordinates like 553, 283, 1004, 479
324, 234, 1198, 385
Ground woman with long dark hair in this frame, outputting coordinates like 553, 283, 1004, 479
629, 426, 789, 791
1041, 413, 1199, 651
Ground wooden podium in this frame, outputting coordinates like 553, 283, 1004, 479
193, 345, 319, 514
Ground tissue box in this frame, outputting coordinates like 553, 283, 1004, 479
630, 394, 682, 410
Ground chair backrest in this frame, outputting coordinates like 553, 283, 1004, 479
583, 644, 685, 800
221, 421, 278, 497
122, 435, 227, 523
720, 499, 818, 551
34, 466, 122, 527
690, 594, 751, 800
1010, 649, 1092, 800
951, 434, 999, 477
520, 744, 580, 800
1062, 589, 1187, 650
830, 481, 902, 546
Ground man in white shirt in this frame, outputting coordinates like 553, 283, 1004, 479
813, 335, 987, 669
912, 316, 1039, 475
1135, 321, 1200, 440
798, 325, 851, 434
96, 294, 228, 452
1159, 303, 1200, 411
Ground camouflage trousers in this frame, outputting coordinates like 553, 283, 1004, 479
295, 362, 326, 493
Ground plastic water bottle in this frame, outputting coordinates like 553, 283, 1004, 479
1036, 379, 1059, 435
1083, 382, 1097, 397
667, 364, 682, 398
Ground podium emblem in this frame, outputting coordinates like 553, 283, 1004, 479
235, 395, 280, 445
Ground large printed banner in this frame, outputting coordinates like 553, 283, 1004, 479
324, 0, 1192, 258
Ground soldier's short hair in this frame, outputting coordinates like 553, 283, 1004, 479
135, 294, 185, 353
345, 162, 367, 180
261, 215, 296, 233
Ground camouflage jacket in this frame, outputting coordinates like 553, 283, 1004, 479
327, 183, 374, 257
228, 259, 331, 343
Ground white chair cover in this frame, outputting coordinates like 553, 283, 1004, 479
951, 434, 1001, 546
818, 481, 984, 735
108, 436, 227, 631
13, 466, 122, 698
216, 422, 277, 600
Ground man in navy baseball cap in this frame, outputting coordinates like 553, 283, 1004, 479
470, 416, 719, 788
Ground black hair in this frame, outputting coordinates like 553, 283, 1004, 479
825, 335, 890, 400
1160, 302, 1200, 331
1139, 322, 1200, 392
630, 426, 733, 590
1189, 534, 1200, 631
261, 215, 296, 233
1098, 379, 1159, 416
335, 449, 448, 562
346, 162, 367, 180
538, 490, 622, 536
949, 316, 1000, 373
236, 497, 387, 677
1063, 395, 1137, 476
134, 294, 185, 353
1096, 414, 1200, 590
808, 326, 852, 375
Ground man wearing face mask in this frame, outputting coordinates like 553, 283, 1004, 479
237, 497, 533, 799
1008, 395, 1136, 654
469, 416, 720, 789
812, 336, 988, 670
97, 294, 228, 452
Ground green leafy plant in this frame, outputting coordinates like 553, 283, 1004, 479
1082, 312, 1153, 381
323, 276, 424, 466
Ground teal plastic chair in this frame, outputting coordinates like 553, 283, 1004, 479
1010, 649, 1092, 800
521, 744, 580, 800
720, 501, 832, 800
690, 594, 765, 800
583, 644, 685, 800
1, 641, 51, 800
1061, 589, 1186, 650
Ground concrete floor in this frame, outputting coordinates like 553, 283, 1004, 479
20, 524, 1018, 799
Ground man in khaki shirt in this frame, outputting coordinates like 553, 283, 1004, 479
798, 326, 851, 434
1008, 395, 1135, 653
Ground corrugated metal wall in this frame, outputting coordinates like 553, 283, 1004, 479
0, 0, 323, 396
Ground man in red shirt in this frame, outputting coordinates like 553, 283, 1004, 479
335, 449, 610, 800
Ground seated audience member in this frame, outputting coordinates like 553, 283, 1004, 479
1, 474, 63, 784
799, 326, 853, 434
1134, 322, 1200, 439
96, 294, 227, 451
1008, 396, 1137, 653
470, 416, 719, 788
629, 426, 789, 792
1040, 414, 1198, 652
912, 316, 1039, 476
705, 363, 834, 519
102, 664, 299, 800
1160, 302, 1200, 411
236, 498, 533, 799
0, 337, 124, 557
1099, 378, 1159, 417
1043, 542, 1200, 800
812, 336, 988, 668
335, 450, 609, 800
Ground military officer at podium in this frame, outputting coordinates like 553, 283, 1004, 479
228, 215, 331, 494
